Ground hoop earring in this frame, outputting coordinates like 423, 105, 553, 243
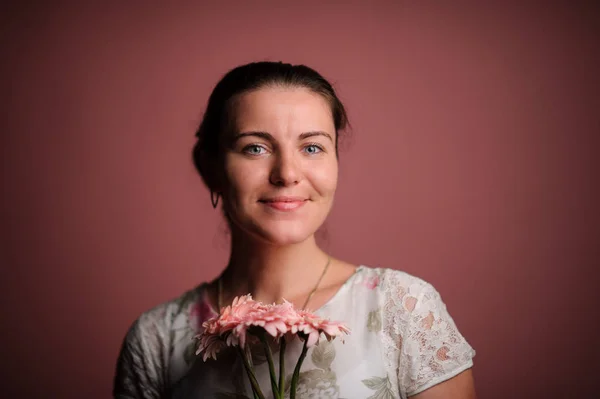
211, 191, 220, 209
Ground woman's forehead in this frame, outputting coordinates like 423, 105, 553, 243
230, 87, 335, 137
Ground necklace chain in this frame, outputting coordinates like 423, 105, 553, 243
217, 256, 332, 311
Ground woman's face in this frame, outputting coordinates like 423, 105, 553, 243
219, 86, 338, 245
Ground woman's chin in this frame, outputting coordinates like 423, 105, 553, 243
229, 214, 325, 247
251, 223, 317, 246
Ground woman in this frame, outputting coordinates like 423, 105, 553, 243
113, 62, 477, 399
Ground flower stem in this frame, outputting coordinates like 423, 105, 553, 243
237, 346, 265, 399
278, 338, 286, 398
258, 332, 280, 399
289, 339, 310, 399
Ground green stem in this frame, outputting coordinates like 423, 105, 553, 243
244, 345, 260, 399
289, 339, 310, 399
258, 332, 280, 399
237, 346, 265, 399
279, 338, 286, 398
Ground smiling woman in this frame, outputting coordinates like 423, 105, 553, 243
220, 87, 339, 246
113, 62, 477, 399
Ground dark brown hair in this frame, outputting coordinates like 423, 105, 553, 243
192, 61, 349, 190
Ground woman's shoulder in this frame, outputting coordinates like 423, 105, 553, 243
350, 265, 451, 322
353, 265, 438, 295
352, 266, 475, 395
114, 284, 212, 397
127, 283, 211, 338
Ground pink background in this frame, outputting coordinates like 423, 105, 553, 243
1, 2, 598, 398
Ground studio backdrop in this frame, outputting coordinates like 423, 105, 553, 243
1, 2, 598, 398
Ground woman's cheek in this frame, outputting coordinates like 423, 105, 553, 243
310, 166, 338, 197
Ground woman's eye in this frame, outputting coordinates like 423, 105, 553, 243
304, 144, 323, 154
243, 145, 267, 155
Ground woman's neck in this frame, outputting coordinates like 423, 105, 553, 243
220, 231, 330, 306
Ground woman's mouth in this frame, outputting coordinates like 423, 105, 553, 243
259, 197, 308, 211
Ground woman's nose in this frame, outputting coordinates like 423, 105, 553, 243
269, 151, 301, 186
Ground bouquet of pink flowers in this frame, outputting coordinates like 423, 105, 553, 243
195, 295, 350, 399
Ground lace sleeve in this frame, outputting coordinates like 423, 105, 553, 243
113, 312, 170, 399
398, 281, 475, 396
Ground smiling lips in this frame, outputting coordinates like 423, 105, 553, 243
259, 196, 307, 211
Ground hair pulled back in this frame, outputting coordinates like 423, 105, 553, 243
192, 61, 348, 190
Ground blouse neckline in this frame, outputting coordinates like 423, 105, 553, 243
199, 265, 366, 315
314, 264, 364, 314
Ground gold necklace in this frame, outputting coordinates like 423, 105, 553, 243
217, 256, 332, 311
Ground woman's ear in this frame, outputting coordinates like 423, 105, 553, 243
198, 151, 224, 193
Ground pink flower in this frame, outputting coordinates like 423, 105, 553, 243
195, 295, 261, 359
235, 300, 301, 345
195, 294, 350, 361
291, 310, 351, 347
198, 295, 263, 344
196, 333, 227, 361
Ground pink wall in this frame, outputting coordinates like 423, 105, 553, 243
1, 2, 598, 398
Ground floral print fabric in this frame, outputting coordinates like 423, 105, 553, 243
114, 266, 475, 398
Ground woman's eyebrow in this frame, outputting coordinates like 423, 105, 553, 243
299, 131, 333, 142
232, 131, 333, 143
232, 131, 274, 142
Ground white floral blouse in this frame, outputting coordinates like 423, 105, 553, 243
114, 266, 476, 399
